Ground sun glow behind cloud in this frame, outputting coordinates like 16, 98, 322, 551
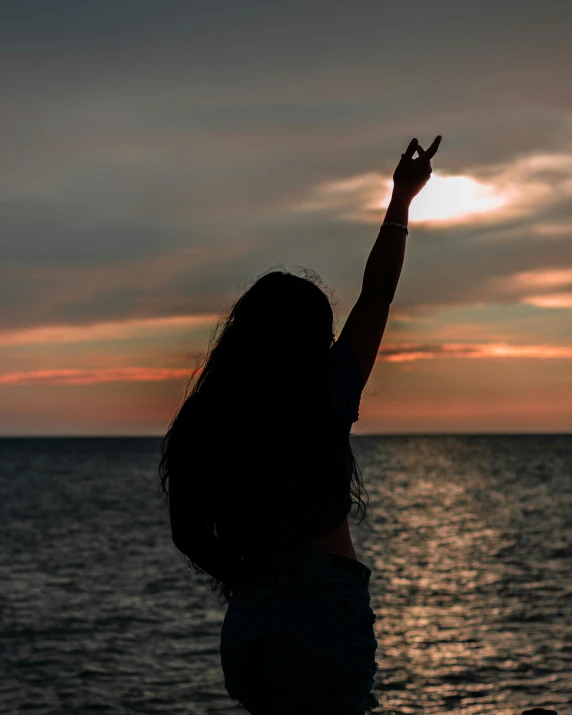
399, 174, 510, 222
291, 172, 511, 224
290, 151, 572, 228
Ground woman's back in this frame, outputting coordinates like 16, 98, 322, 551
300, 515, 358, 561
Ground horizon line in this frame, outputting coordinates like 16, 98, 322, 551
1, 431, 571, 439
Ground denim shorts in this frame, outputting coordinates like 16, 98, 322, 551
220, 547, 380, 714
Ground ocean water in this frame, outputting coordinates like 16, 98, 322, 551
1, 435, 571, 715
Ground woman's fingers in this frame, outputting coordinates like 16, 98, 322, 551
414, 144, 432, 174
417, 135, 442, 161
428, 135, 442, 159
404, 136, 442, 163
417, 134, 443, 161
402, 138, 418, 160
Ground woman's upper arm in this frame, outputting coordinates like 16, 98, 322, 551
327, 337, 365, 427
336, 293, 391, 387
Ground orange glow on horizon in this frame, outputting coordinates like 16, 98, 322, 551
2, 342, 572, 385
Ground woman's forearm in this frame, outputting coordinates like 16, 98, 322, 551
361, 192, 410, 303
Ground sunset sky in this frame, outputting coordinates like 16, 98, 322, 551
2, 1, 572, 435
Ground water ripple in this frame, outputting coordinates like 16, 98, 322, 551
1, 435, 570, 714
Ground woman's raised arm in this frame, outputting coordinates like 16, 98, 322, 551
337, 135, 442, 386
362, 135, 442, 301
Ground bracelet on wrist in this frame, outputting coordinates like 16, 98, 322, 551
381, 221, 409, 236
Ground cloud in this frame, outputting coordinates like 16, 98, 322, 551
523, 293, 572, 308
0, 314, 217, 347
379, 342, 572, 362
287, 151, 572, 228
2, 2, 572, 343
290, 171, 513, 226
0, 367, 195, 386
484, 268, 572, 310
3, 2, 571, 109
502, 268, 572, 289
0, 240, 254, 331
3, 340, 572, 385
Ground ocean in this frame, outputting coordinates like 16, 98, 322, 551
1, 435, 571, 714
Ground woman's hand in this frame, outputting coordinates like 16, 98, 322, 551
392, 135, 442, 203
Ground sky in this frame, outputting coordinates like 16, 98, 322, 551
1, 0, 572, 436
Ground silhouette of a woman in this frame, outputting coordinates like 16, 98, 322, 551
160, 135, 442, 714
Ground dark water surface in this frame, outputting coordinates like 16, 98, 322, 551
1, 435, 571, 714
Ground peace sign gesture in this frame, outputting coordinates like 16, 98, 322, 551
392, 135, 442, 203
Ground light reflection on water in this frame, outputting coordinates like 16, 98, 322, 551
0, 435, 570, 714
352, 435, 571, 714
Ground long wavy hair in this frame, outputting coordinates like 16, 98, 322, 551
159, 266, 369, 608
